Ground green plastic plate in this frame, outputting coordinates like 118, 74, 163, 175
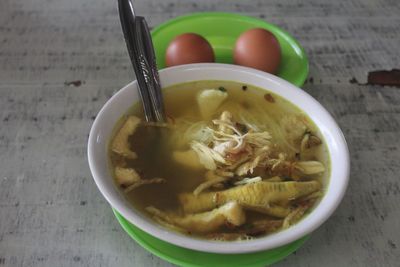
114, 209, 308, 267
112, 12, 311, 267
151, 12, 309, 87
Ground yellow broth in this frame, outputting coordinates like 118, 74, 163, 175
109, 80, 330, 239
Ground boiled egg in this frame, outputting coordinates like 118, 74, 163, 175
233, 28, 281, 74
165, 33, 215, 67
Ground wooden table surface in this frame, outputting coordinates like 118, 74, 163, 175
0, 0, 399, 266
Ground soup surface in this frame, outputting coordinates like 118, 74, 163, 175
109, 80, 330, 241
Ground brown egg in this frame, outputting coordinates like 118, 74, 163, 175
233, 28, 281, 74
165, 33, 215, 67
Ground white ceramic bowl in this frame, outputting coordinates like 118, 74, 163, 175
88, 63, 349, 254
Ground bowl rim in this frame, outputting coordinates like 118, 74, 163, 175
88, 63, 350, 254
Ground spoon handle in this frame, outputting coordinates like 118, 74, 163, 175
136, 17, 166, 122
118, 0, 165, 122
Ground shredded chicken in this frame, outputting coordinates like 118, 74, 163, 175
114, 167, 140, 186
266, 159, 325, 179
193, 176, 228, 196
186, 111, 289, 178
244, 131, 272, 147
111, 116, 140, 159
282, 204, 311, 229
300, 132, 322, 152
114, 166, 165, 193
215, 169, 234, 177
280, 115, 309, 151
218, 111, 234, 134
234, 176, 262, 186
190, 141, 226, 170
235, 155, 262, 176
293, 161, 325, 175
186, 109, 325, 186
213, 141, 236, 156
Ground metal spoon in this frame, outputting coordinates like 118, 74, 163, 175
118, 0, 166, 122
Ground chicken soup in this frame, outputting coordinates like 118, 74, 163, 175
108, 80, 330, 241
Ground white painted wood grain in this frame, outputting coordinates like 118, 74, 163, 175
0, 0, 399, 266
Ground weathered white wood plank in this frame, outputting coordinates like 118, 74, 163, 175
0, 0, 399, 266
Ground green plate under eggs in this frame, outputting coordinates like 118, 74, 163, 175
151, 12, 309, 87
